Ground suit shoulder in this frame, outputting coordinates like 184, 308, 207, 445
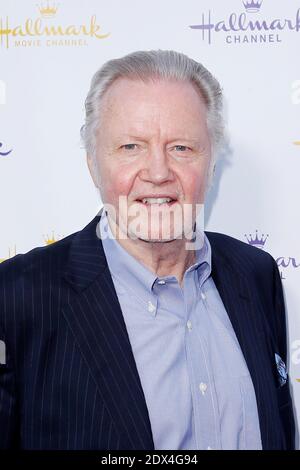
205, 230, 276, 270
0, 230, 78, 282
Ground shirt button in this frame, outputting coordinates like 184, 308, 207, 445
199, 382, 207, 395
187, 320, 192, 331
157, 280, 166, 285
201, 292, 206, 300
148, 301, 156, 313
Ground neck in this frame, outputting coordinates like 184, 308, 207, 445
106, 215, 198, 287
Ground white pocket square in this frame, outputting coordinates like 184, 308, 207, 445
0, 340, 6, 365
275, 352, 288, 387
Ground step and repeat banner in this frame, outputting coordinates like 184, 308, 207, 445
0, 0, 299, 447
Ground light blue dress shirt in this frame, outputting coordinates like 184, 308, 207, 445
99, 209, 262, 450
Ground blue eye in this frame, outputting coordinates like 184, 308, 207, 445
122, 144, 138, 150
175, 145, 189, 151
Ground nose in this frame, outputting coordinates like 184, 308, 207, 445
139, 146, 174, 184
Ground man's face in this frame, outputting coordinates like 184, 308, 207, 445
87, 77, 211, 242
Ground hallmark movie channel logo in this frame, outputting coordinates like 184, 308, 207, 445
0, 1, 110, 49
244, 229, 299, 279
0, 245, 16, 264
189, 0, 300, 45
0, 232, 61, 264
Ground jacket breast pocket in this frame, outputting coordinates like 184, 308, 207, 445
276, 378, 292, 408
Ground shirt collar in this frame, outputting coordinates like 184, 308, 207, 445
99, 209, 157, 298
98, 208, 212, 297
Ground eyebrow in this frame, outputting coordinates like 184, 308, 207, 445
119, 135, 147, 142
118, 135, 205, 144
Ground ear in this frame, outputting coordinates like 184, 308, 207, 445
86, 153, 100, 188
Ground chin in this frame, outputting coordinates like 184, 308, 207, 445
129, 226, 184, 243
138, 236, 177, 243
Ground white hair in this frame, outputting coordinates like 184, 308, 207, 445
80, 49, 224, 187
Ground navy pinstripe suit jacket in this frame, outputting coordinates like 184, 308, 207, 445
0, 210, 296, 449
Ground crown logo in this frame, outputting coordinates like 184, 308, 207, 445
37, 2, 59, 18
244, 230, 268, 250
0, 245, 17, 263
43, 231, 61, 245
243, 0, 263, 13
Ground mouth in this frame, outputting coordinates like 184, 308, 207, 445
134, 196, 178, 207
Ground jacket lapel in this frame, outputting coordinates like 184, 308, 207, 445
206, 232, 284, 450
61, 209, 154, 450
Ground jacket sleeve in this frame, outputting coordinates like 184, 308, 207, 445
0, 337, 18, 448
0, 263, 19, 449
271, 257, 296, 450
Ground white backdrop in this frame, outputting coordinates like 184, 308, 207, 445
0, 0, 299, 447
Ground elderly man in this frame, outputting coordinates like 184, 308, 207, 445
0, 50, 296, 450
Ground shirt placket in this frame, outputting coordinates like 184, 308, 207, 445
183, 270, 221, 450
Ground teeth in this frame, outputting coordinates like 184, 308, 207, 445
141, 197, 173, 204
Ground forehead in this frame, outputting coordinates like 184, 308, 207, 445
99, 77, 208, 125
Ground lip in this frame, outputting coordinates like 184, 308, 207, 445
134, 194, 179, 201
134, 199, 179, 208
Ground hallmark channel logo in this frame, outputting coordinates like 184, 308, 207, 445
244, 229, 268, 249
242, 0, 263, 13
244, 230, 299, 279
190, 0, 300, 45
0, 141, 12, 157
0, 1, 110, 49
